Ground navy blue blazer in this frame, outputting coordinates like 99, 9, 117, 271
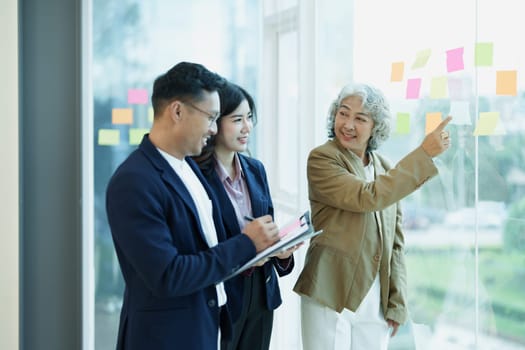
200, 153, 294, 322
106, 135, 257, 350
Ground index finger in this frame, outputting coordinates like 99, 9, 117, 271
434, 115, 452, 132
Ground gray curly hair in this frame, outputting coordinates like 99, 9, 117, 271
327, 83, 392, 151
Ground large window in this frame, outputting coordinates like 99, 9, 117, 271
88, 0, 524, 349
90, 1, 261, 348
352, 0, 525, 348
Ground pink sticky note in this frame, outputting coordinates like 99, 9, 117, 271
112, 108, 133, 125
391, 62, 404, 82
406, 78, 422, 99
446, 47, 464, 73
128, 89, 149, 104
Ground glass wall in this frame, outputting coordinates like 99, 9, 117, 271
89, 0, 524, 349
353, 0, 525, 348
91, 1, 261, 348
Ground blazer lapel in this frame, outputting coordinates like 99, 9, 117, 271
239, 155, 266, 217
187, 158, 231, 242
138, 135, 208, 244
371, 152, 386, 241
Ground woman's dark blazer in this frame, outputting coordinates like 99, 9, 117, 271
201, 153, 294, 321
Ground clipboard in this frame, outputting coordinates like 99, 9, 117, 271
222, 211, 322, 281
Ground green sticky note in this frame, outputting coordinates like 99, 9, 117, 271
473, 112, 500, 136
430, 76, 448, 99
129, 128, 149, 145
475, 42, 493, 67
148, 107, 154, 123
411, 48, 432, 69
396, 113, 410, 134
98, 129, 120, 146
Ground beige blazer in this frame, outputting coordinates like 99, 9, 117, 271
294, 139, 438, 324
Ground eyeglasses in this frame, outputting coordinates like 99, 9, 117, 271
181, 101, 220, 126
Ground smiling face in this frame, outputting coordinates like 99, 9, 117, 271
333, 95, 374, 160
176, 91, 220, 157
215, 99, 253, 154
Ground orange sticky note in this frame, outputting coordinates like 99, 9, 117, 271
496, 70, 517, 96
391, 62, 404, 82
112, 108, 133, 125
425, 112, 442, 135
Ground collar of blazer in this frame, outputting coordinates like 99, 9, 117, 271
138, 134, 225, 244
206, 153, 270, 238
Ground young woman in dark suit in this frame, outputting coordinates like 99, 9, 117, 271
194, 81, 298, 350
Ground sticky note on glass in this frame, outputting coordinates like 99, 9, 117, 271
430, 77, 448, 99
446, 47, 464, 72
475, 42, 493, 67
391, 62, 404, 82
425, 112, 442, 135
411, 49, 432, 69
112, 108, 133, 125
128, 89, 149, 104
473, 112, 500, 136
406, 78, 422, 99
148, 107, 154, 123
449, 101, 471, 125
448, 78, 464, 100
496, 70, 517, 96
396, 112, 410, 134
129, 128, 149, 145
98, 129, 120, 146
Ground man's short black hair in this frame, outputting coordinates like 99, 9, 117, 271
151, 62, 225, 115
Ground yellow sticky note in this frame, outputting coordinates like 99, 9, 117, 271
425, 112, 442, 135
129, 128, 149, 145
112, 108, 133, 125
430, 77, 448, 99
396, 113, 410, 134
475, 42, 493, 67
496, 70, 517, 96
148, 107, 154, 123
411, 49, 432, 69
98, 129, 120, 146
391, 62, 404, 82
473, 112, 500, 136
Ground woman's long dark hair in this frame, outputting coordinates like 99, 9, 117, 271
192, 81, 257, 175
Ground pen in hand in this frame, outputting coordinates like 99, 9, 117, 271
244, 215, 255, 222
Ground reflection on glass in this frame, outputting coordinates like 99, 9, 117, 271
92, 1, 261, 348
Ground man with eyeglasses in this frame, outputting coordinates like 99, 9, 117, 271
106, 62, 280, 350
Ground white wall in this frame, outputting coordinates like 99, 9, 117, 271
0, 0, 19, 349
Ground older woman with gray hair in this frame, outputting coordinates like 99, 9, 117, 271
294, 83, 452, 350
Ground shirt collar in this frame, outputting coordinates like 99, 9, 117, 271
156, 147, 185, 172
215, 153, 244, 183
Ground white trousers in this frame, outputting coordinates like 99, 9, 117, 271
301, 276, 390, 350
